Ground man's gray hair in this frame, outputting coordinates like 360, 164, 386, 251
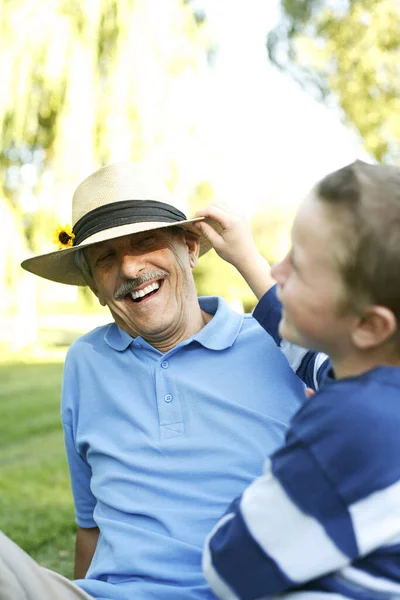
74, 249, 92, 281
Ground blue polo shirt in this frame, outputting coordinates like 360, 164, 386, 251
62, 296, 304, 600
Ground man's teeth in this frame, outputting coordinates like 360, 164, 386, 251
131, 281, 160, 300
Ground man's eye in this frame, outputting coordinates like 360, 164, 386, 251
97, 252, 114, 264
138, 236, 156, 248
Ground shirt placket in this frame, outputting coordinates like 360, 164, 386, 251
155, 352, 184, 440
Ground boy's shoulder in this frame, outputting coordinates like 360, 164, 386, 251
290, 367, 400, 491
296, 366, 400, 432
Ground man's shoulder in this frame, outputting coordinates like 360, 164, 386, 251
199, 296, 274, 341
199, 296, 262, 325
67, 322, 114, 357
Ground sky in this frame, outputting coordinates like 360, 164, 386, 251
196, 0, 371, 213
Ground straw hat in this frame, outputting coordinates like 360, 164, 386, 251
21, 162, 216, 286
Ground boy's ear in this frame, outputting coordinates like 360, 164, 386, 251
352, 305, 398, 350
185, 232, 200, 269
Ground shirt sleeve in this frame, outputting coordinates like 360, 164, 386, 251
63, 422, 97, 528
253, 286, 330, 390
203, 432, 356, 599
61, 351, 97, 529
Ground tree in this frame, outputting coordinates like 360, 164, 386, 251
0, 0, 213, 321
0, 0, 211, 250
188, 183, 292, 312
268, 0, 400, 163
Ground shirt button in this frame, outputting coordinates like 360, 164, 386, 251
161, 361, 169, 369
164, 394, 172, 403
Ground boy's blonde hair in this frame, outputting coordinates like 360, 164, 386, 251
316, 161, 400, 336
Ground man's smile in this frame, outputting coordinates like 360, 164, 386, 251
113, 270, 169, 302
130, 279, 163, 303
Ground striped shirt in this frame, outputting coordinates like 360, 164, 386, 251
203, 288, 400, 600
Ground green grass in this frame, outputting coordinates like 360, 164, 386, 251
0, 351, 76, 577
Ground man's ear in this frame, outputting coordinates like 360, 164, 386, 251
86, 280, 107, 307
185, 232, 200, 269
352, 305, 398, 350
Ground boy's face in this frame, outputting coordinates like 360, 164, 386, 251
271, 191, 358, 359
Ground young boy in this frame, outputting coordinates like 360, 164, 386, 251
194, 161, 400, 600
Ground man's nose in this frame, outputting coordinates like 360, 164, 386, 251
119, 252, 146, 279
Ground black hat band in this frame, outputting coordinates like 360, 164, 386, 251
73, 200, 187, 246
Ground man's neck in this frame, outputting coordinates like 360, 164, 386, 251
149, 309, 212, 354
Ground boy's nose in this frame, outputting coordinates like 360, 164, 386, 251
271, 260, 283, 283
271, 255, 289, 285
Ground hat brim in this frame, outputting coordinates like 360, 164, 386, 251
21, 217, 217, 286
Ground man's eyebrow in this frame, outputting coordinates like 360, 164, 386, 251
88, 242, 112, 259
93, 241, 112, 251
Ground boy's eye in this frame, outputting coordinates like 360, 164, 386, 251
288, 251, 297, 271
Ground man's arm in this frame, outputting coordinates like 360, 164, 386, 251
62, 353, 99, 579
74, 526, 100, 579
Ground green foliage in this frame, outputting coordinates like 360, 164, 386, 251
270, 0, 400, 163
0, 0, 212, 313
0, 354, 75, 577
0, 0, 210, 233
188, 183, 291, 310
187, 181, 251, 307
0, 0, 209, 170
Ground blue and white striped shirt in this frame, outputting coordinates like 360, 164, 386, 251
203, 288, 400, 600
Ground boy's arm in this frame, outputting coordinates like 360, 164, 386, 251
203, 435, 354, 599
204, 387, 400, 599
193, 204, 275, 299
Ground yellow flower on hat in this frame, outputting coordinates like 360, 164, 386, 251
53, 224, 75, 249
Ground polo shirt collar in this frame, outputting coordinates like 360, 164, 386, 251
192, 296, 243, 350
104, 296, 243, 352
104, 323, 135, 351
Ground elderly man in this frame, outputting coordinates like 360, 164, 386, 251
1, 162, 304, 600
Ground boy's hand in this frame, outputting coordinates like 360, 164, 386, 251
193, 204, 259, 267
193, 204, 276, 300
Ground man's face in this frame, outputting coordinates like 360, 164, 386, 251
271, 192, 357, 359
84, 227, 200, 344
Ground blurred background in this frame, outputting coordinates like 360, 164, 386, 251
1, 0, 399, 577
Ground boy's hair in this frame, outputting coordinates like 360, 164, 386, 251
316, 160, 400, 335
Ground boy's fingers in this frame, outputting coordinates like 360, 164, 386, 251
193, 204, 239, 229
194, 221, 224, 247
194, 202, 229, 215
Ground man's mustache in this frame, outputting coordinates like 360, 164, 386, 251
114, 271, 169, 300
